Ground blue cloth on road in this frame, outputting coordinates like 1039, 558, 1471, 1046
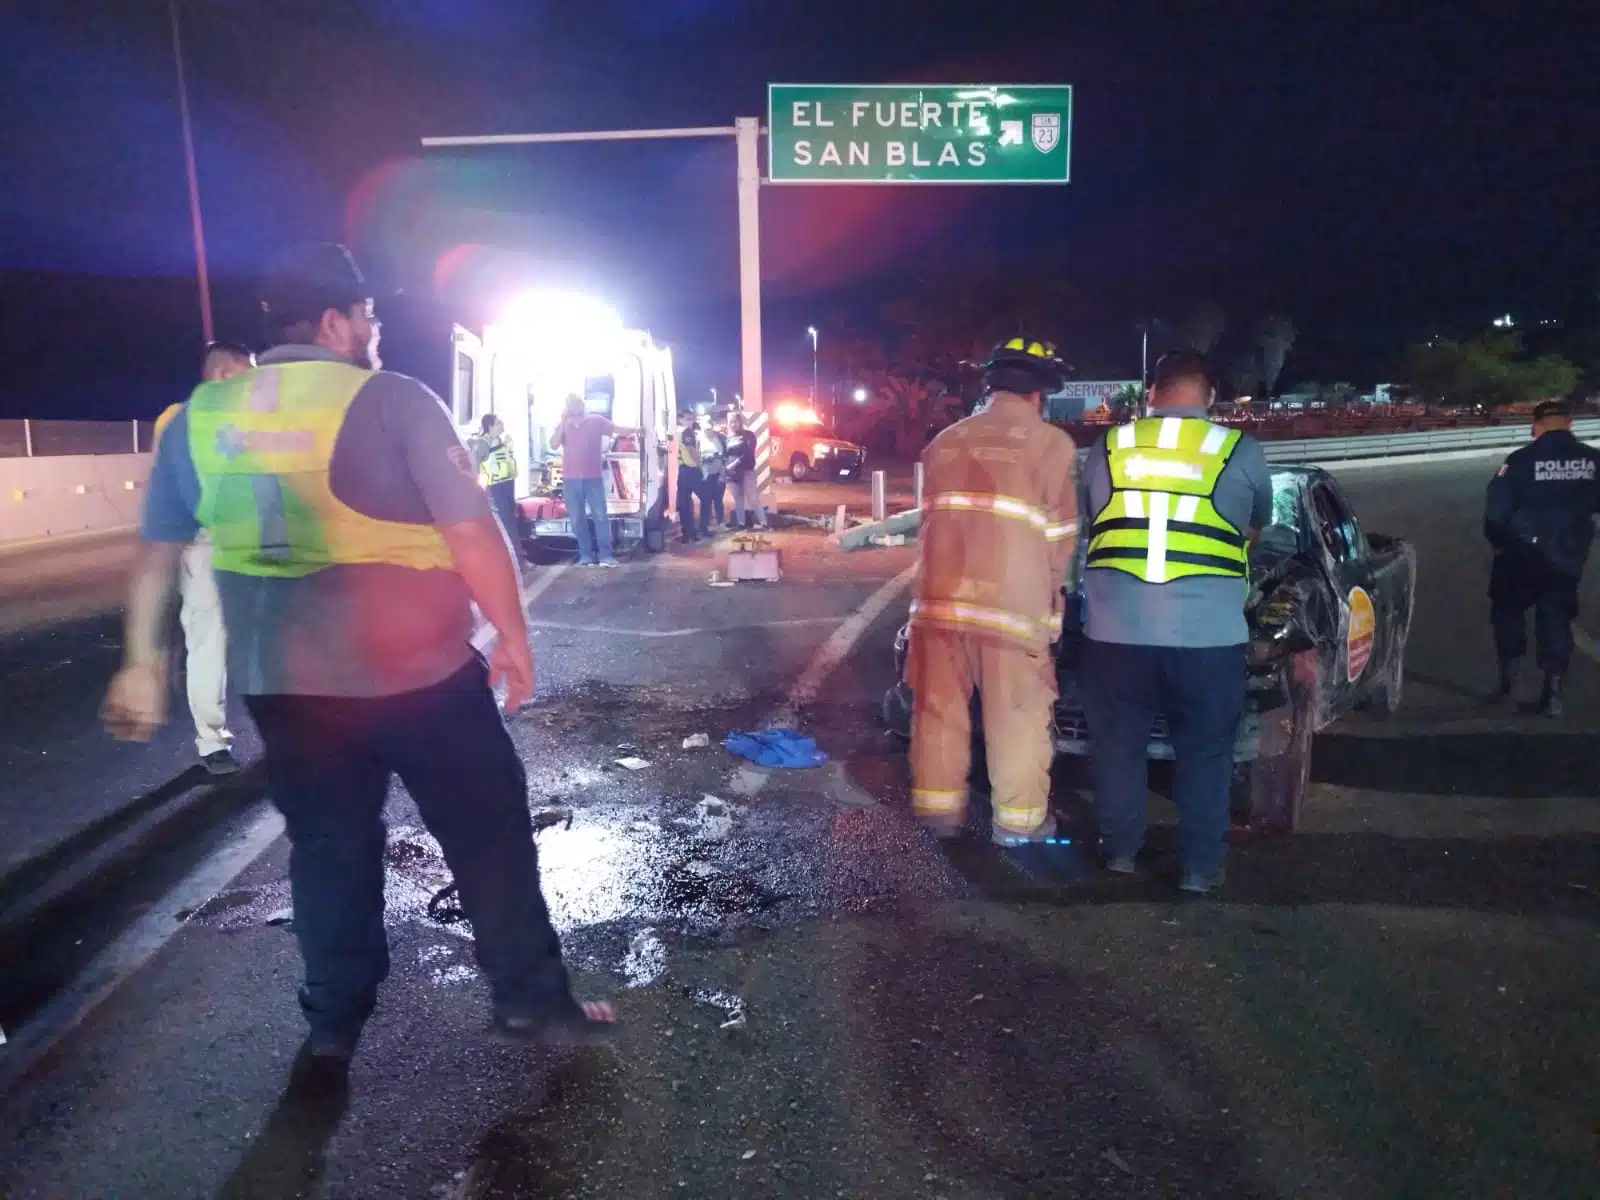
724, 729, 828, 768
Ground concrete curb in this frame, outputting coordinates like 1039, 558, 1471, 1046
0, 765, 267, 1056
0, 525, 138, 560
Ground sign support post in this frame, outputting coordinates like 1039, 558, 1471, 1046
734, 117, 763, 421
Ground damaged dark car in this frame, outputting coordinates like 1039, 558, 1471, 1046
883, 466, 1417, 831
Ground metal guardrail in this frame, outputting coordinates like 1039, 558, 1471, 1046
1259, 419, 1600, 464
0, 419, 154, 458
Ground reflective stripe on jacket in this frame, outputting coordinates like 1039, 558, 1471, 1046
1086, 415, 1246, 584
188, 361, 454, 578
911, 394, 1080, 652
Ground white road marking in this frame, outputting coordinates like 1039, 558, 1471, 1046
0, 807, 285, 1093
472, 563, 571, 652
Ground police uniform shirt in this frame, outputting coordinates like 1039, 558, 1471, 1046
1485, 428, 1600, 576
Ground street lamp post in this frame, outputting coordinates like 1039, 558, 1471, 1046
168, 0, 213, 344
807, 326, 819, 404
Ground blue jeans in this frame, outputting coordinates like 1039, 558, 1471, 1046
563, 475, 613, 564
244, 658, 575, 1037
1078, 640, 1246, 878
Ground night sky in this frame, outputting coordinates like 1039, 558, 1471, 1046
1, 0, 1594, 418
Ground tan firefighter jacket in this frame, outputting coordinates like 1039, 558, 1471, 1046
911, 394, 1079, 652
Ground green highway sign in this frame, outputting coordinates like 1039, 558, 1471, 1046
767, 84, 1072, 185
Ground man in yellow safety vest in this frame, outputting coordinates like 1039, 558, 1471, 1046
103, 243, 613, 1064
1079, 349, 1274, 895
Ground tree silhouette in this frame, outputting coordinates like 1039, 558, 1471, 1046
1254, 314, 1297, 401
1181, 302, 1226, 353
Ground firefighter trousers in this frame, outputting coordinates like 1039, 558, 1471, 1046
907, 626, 1057, 840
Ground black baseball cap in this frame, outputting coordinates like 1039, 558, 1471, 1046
258, 243, 370, 328
1533, 399, 1570, 421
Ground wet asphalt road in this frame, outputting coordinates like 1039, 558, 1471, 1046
1, 459, 1598, 1198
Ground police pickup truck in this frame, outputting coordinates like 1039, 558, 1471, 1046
882, 466, 1417, 831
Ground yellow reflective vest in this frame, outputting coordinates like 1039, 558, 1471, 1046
1086, 415, 1248, 584
187, 361, 454, 577
478, 434, 516, 486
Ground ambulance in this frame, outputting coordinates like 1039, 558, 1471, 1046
447, 292, 678, 556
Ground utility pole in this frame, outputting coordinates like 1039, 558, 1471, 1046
168, 0, 213, 344
422, 121, 766, 419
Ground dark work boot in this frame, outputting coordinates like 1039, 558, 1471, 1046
1539, 673, 1564, 718
1494, 660, 1520, 708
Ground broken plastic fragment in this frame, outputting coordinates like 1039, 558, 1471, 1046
622, 928, 667, 988
264, 907, 294, 927
682, 733, 711, 750
614, 756, 651, 771
1102, 1148, 1133, 1174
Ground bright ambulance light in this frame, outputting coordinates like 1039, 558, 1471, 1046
773, 401, 823, 427
494, 291, 623, 367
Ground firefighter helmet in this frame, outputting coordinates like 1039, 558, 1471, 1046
980, 336, 1067, 395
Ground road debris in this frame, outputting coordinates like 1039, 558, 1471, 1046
1102, 1148, 1134, 1175
622, 928, 667, 987
263, 907, 294, 927
724, 729, 827, 768
682, 733, 711, 750
696, 795, 733, 840
741, 1149, 757, 1161
836, 507, 919, 549
614, 756, 651, 771
531, 806, 573, 832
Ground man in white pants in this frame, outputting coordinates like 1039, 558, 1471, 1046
153, 341, 253, 774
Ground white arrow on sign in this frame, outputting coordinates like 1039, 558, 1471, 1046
998, 120, 1024, 147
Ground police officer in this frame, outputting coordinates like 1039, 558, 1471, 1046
1078, 350, 1274, 895
103, 243, 613, 1063
1484, 399, 1600, 716
472, 413, 521, 561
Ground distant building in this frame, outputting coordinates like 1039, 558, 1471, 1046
1045, 380, 1140, 421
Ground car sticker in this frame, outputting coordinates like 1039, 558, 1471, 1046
1346, 586, 1375, 682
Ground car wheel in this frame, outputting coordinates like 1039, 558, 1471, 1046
881, 683, 912, 739
1380, 631, 1405, 714
1237, 649, 1317, 833
1355, 629, 1406, 716
789, 454, 810, 483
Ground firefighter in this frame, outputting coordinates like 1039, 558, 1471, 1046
1484, 398, 1600, 716
907, 336, 1078, 847
472, 413, 522, 561
1078, 350, 1274, 895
